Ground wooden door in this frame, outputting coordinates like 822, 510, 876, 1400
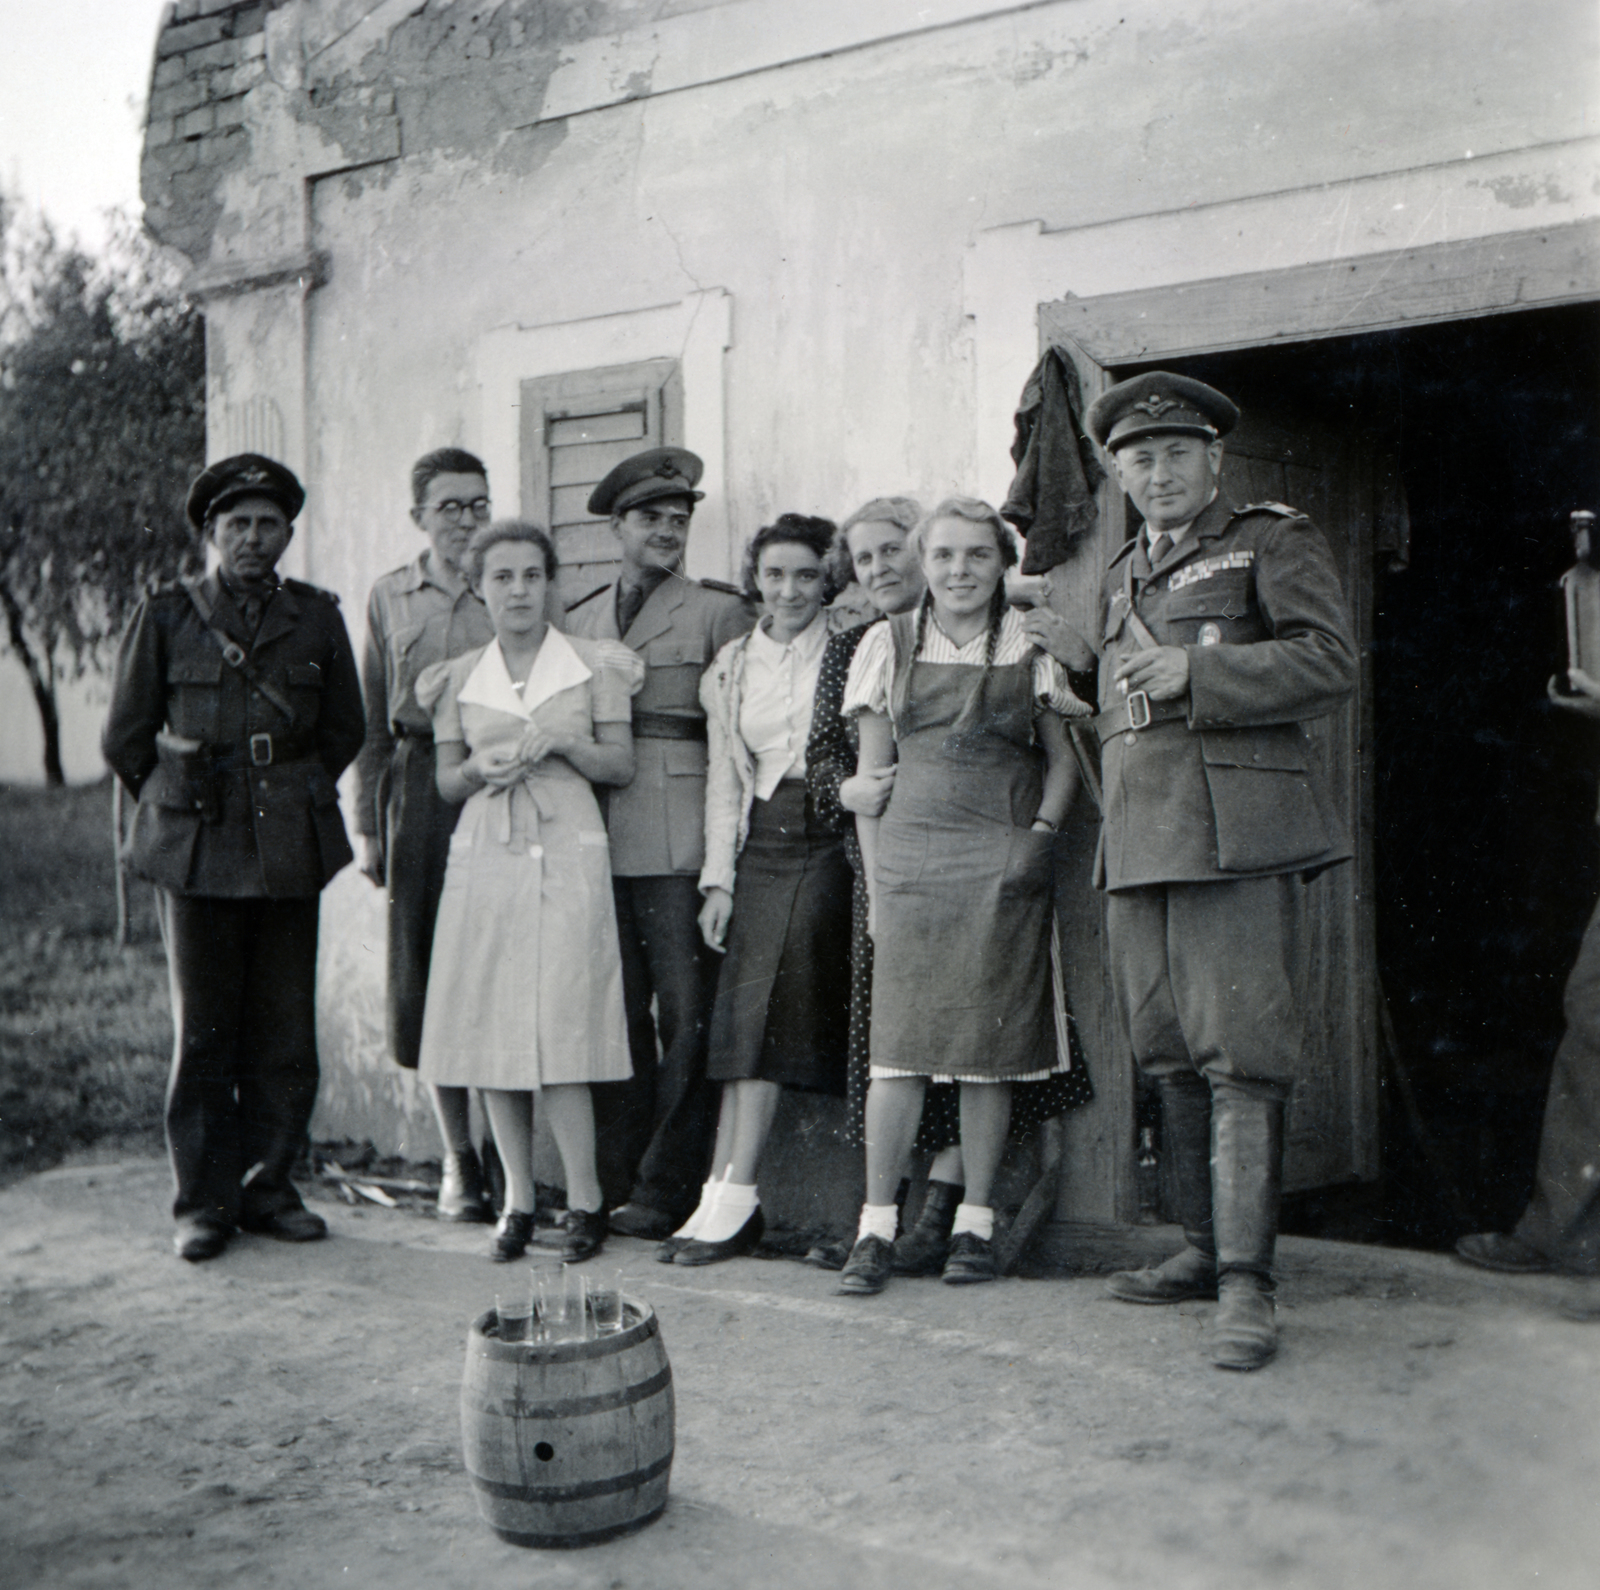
1219, 405, 1381, 1189
1043, 337, 1380, 1209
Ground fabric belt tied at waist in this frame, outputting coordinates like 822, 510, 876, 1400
391, 723, 433, 743
1093, 691, 1190, 744
632, 710, 707, 743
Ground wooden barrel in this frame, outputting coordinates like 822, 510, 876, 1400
460, 1299, 674, 1547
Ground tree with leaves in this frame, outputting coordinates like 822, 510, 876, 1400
0, 195, 205, 784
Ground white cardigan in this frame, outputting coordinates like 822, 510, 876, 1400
696, 629, 760, 897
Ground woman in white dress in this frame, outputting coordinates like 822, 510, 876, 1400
415, 521, 643, 1263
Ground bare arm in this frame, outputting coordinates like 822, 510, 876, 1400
853, 710, 896, 936
1032, 711, 1080, 830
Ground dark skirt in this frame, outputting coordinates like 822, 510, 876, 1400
706, 781, 852, 1092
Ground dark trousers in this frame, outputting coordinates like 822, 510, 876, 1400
157, 890, 321, 1226
1516, 894, 1600, 1273
380, 735, 461, 1071
1106, 875, 1302, 1105
591, 874, 720, 1218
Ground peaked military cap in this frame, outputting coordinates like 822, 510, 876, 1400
1085, 372, 1240, 452
187, 454, 306, 531
587, 447, 705, 517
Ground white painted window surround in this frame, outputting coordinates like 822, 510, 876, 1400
476, 289, 734, 583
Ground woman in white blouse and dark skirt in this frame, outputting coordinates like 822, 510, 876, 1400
658, 514, 854, 1264
837, 497, 1092, 1293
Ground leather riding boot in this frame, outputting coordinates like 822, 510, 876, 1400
890, 1180, 965, 1276
1106, 1074, 1217, 1303
1208, 1088, 1285, 1371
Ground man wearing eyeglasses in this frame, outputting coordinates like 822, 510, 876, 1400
355, 448, 498, 1221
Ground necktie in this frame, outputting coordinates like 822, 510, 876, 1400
617, 582, 646, 637
1148, 532, 1167, 564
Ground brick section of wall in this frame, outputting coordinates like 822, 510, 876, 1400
142, 1, 288, 257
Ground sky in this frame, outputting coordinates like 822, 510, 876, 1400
0, 0, 174, 251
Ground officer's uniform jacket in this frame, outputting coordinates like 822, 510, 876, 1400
103, 573, 366, 898
565, 573, 754, 876
352, 551, 494, 838
1095, 493, 1357, 889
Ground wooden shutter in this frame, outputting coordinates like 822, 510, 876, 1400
519, 359, 684, 609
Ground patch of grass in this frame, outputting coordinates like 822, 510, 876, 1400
0, 781, 170, 1183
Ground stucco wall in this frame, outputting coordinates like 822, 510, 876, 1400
140, 0, 1600, 1191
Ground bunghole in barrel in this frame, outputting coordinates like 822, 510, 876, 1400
461, 1299, 674, 1547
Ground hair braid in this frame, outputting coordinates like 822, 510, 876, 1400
913, 586, 933, 661
983, 582, 1006, 672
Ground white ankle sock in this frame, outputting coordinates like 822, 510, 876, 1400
856, 1203, 899, 1244
696, 1181, 759, 1244
670, 1179, 718, 1241
951, 1203, 993, 1241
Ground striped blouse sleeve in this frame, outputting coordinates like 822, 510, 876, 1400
840, 619, 895, 718
1033, 653, 1094, 718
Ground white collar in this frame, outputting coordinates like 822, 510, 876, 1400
457, 629, 592, 720
749, 610, 828, 664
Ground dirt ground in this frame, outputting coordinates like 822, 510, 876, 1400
3, 1156, 1597, 1590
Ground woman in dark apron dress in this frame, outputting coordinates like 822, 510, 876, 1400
658, 515, 854, 1265
805, 497, 1095, 1273
836, 498, 1091, 1293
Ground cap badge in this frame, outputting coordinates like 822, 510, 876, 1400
1131, 395, 1181, 419
655, 460, 682, 480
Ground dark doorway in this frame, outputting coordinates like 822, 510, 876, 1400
1160, 305, 1600, 1248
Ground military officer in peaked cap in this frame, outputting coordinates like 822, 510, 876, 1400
103, 454, 365, 1262
565, 447, 755, 1238
1079, 373, 1357, 1368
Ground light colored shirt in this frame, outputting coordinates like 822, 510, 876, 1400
841, 606, 1090, 726
354, 549, 495, 835
738, 611, 830, 799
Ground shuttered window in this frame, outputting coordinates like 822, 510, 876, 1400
519, 359, 684, 609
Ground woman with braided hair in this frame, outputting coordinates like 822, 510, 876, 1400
835, 498, 1091, 1293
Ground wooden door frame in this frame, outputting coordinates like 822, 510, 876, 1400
970, 216, 1600, 1225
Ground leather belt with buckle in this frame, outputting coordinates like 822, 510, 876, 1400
1093, 692, 1189, 744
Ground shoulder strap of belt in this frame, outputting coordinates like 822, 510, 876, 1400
182, 577, 304, 730
1121, 554, 1161, 652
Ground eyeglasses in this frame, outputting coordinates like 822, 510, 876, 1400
428, 497, 492, 524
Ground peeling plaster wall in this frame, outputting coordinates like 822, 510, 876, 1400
138, 0, 1600, 1171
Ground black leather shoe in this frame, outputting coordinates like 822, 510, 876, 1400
836, 1235, 893, 1295
941, 1231, 998, 1285
490, 1209, 536, 1263
656, 1234, 694, 1263
437, 1149, 494, 1224
674, 1206, 765, 1266
240, 1206, 328, 1242
1105, 1245, 1218, 1304
1455, 1231, 1554, 1274
891, 1180, 963, 1276
802, 1240, 850, 1272
548, 1207, 608, 1263
174, 1218, 232, 1262
609, 1202, 678, 1240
